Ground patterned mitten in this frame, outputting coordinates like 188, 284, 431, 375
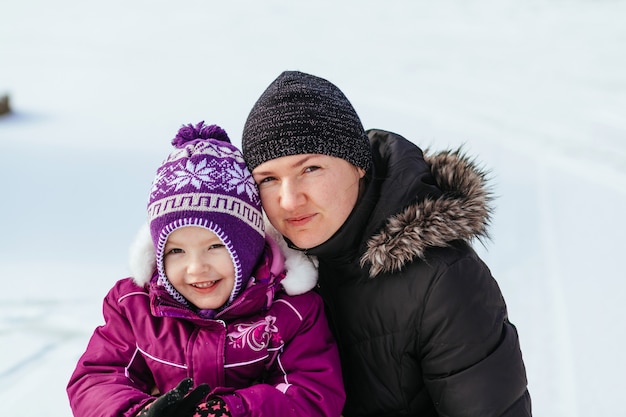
193, 397, 232, 417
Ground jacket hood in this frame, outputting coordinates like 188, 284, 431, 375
128, 221, 317, 296
361, 143, 493, 277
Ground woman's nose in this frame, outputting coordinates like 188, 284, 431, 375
279, 181, 304, 211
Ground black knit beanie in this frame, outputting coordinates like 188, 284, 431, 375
242, 71, 372, 172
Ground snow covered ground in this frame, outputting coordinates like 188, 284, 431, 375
1, 1, 625, 416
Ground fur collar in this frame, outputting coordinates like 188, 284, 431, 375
361, 148, 493, 277
128, 222, 317, 296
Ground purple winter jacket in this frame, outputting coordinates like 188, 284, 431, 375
67, 235, 344, 417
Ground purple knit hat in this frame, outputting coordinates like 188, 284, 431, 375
148, 121, 265, 309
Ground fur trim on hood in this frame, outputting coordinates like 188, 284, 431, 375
128, 223, 156, 286
128, 222, 317, 296
265, 219, 318, 295
361, 148, 493, 277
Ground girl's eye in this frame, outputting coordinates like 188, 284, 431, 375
166, 248, 184, 255
208, 244, 224, 250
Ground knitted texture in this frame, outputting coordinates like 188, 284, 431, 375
148, 122, 265, 309
242, 71, 372, 171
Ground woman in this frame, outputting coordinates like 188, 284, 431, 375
241, 71, 532, 417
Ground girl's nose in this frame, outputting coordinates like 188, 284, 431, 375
187, 253, 209, 275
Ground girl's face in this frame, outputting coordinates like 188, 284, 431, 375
163, 226, 235, 310
252, 154, 365, 249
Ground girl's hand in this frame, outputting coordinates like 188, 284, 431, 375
135, 378, 209, 417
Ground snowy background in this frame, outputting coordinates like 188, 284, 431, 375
1, 1, 625, 416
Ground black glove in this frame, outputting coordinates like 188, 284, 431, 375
136, 378, 210, 417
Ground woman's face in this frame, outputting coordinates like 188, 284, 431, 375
252, 154, 365, 249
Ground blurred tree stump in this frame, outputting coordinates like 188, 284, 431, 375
0, 94, 10, 115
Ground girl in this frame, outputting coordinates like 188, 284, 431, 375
67, 122, 345, 417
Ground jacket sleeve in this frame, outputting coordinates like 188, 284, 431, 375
219, 292, 345, 417
420, 255, 531, 417
67, 280, 155, 417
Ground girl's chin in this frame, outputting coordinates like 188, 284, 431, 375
188, 294, 229, 310
195, 303, 226, 310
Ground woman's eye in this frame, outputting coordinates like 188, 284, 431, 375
304, 165, 320, 173
257, 176, 276, 185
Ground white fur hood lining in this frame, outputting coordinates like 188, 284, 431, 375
128, 222, 317, 296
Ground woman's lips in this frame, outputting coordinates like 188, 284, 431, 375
286, 213, 315, 227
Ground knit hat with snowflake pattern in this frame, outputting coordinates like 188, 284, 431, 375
148, 122, 265, 309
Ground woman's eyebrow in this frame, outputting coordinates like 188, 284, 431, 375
253, 155, 317, 176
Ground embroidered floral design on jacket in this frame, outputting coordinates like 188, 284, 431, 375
227, 316, 279, 351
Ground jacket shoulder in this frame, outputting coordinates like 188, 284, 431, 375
362, 141, 494, 278
272, 290, 325, 319
103, 277, 149, 306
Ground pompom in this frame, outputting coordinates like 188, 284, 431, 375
171, 121, 231, 148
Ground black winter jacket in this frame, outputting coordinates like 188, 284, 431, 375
307, 130, 531, 417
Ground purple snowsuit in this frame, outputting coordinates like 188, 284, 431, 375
67, 237, 345, 417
